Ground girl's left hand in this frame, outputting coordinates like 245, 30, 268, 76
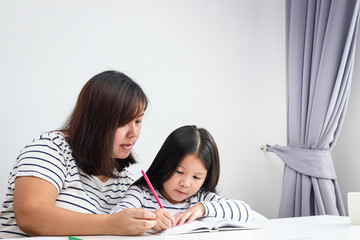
174, 203, 205, 226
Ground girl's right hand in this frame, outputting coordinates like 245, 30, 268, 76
152, 209, 175, 231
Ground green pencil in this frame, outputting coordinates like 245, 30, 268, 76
68, 236, 82, 240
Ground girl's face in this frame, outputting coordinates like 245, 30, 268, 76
159, 154, 208, 204
112, 114, 144, 159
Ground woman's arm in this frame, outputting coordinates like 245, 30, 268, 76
13, 176, 157, 236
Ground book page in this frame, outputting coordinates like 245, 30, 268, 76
155, 219, 212, 235
153, 217, 260, 235
213, 219, 261, 231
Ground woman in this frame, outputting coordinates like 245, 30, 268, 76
0, 70, 157, 238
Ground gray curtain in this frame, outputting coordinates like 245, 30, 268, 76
267, 0, 360, 217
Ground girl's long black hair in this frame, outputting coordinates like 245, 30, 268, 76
135, 125, 220, 193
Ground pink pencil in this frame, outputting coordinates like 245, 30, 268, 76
141, 170, 175, 227
141, 170, 164, 208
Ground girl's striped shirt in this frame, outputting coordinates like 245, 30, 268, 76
0, 132, 134, 238
110, 184, 252, 222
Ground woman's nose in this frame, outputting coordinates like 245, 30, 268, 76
127, 122, 138, 137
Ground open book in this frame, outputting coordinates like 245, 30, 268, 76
152, 217, 260, 235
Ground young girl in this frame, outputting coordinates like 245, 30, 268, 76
110, 125, 252, 231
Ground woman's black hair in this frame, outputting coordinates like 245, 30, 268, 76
61, 70, 148, 177
135, 125, 220, 193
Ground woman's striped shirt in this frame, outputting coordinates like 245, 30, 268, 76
0, 132, 134, 238
110, 184, 252, 222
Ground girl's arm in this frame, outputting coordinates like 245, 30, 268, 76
174, 191, 252, 225
110, 185, 145, 214
200, 192, 252, 222
14, 176, 157, 236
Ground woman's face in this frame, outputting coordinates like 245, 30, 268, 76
159, 154, 208, 204
112, 113, 144, 159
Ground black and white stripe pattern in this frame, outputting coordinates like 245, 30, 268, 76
0, 132, 134, 238
110, 185, 252, 223
199, 192, 251, 222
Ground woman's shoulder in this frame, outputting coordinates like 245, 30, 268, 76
30, 131, 71, 153
114, 168, 135, 181
36, 131, 67, 143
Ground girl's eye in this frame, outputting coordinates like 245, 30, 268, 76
176, 170, 183, 174
193, 176, 201, 180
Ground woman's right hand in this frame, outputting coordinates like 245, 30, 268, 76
151, 209, 174, 231
109, 208, 157, 235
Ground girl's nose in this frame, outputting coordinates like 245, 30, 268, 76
180, 178, 190, 188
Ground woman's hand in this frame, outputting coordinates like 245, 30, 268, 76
174, 203, 205, 226
109, 208, 157, 235
151, 209, 175, 231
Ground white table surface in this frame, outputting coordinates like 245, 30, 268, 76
8, 215, 360, 240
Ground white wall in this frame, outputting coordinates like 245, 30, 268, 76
0, 0, 286, 218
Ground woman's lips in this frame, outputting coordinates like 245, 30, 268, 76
121, 144, 133, 150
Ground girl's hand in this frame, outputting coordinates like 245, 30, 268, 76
152, 209, 175, 231
174, 203, 205, 226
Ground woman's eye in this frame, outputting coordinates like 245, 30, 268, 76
134, 116, 144, 125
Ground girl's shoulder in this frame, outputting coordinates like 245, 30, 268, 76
191, 189, 218, 201
127, 183, 161, 198
128, 183, 149, 192
195, 188, 216, 196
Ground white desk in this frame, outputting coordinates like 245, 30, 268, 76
9, 215, 360, 240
